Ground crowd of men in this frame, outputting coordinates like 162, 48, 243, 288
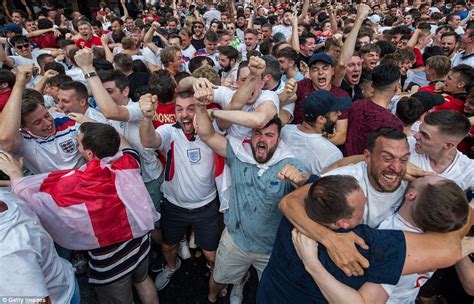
0, 0, 473, 303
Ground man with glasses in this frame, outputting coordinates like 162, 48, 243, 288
0, 35, 50, 69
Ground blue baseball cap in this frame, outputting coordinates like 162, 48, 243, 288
303, 90, 352, 120
0, 23, 22, 34
308, 53, 334, 67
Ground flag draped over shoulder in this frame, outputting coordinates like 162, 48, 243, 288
11, 151, 159, 250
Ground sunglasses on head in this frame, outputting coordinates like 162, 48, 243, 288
15, 44, 29, 49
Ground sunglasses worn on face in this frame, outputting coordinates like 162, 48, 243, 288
15, 44, 29, 49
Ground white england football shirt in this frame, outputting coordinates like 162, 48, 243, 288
323, 162, 407, 228
409, 149, 474, 191
157, 123, 217, 208
17, 112, 86, 174
281, 124, 343, 174
380, 213, 433, 304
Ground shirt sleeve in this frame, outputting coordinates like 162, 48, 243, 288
256, 90, 279, 113
380, 283, 396, 298
363, 228, 407, 285
213, 86, 235, 108
157, 124, 173, 152
126, 102, 144, 123
0, 253, 48, 298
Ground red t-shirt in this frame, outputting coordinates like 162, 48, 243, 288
152, 102, 176, 129
413, 47, 424, 67
345, 98, 404, 156
76, 35, 102, 49
434, 95, 464, 113
30, 33, 58, 49
0, 90, 12, 112
294, 78, 350, 124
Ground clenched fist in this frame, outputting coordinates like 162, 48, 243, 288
248, 56, 266, 77
139, 94, 158, 118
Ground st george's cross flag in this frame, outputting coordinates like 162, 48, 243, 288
11, 150, 159, 250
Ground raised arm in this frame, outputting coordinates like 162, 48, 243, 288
194, 89, 228, 157
139, 94, 162, 148
406, 28, 421, 49
143, 22, 160, 54
328, 6, 338, 35
2, 0, 12, 22
0, 65, 33, 152
290, 12, 300, 52
297, 0, 310, 23
33, 69, 59, 93
0, 44, 15, 67
279, 183, 370, 277
332, 4, 369, 87
228, 0, 236, 24
20, 0, 33, 20
212, 101, 277, 130
74, 48, 131, 121
120, 0, 129, 20
100, 34, 114, 63
215, 56, 266, 130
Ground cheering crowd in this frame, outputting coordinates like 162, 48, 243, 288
0, 0, 473, 303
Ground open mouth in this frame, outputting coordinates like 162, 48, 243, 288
351, 74, 360, 82
181, 119, 192, 128
256, 142, 267, 157
317, 77, 327, 87
381, 171, 400, 185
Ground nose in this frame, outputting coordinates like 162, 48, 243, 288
389, 159, 403, 174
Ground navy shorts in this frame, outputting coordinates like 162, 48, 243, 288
161, 197, 220, 251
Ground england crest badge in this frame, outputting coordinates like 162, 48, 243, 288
187, 148, 201, 163
59, 139, 77, 154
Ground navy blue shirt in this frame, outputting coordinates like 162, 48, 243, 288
257, 217, 406, 303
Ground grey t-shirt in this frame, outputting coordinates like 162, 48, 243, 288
225, 140, 304, 254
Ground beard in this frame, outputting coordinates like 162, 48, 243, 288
221, 62, 232, 72
251, 141, 278, 164
323, 119, 337, 135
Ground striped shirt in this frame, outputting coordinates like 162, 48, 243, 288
87, 233, 151, 285
86, 149, 151, 285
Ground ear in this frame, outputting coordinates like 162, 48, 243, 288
123, 86, 130, 97
80, 98, 88, 107
444, 141, 456, 149
85, 149, 95, 161
457, 81, 466, 89
405, 190, 416, 202
363, 149, 371, 164
335, 219, 350, 229
316, 115, 326, 124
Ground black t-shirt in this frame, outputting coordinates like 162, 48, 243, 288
257, 217, 406, 303
128, 72, 150, 102
296, 53, 312, 69
191, 38, 205, 52
341, 79, 364, 101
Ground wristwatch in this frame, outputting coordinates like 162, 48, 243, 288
84, 71, 98, 79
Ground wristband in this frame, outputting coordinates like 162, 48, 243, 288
84, 71, 98, 79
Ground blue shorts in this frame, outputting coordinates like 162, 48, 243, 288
161, 197, 220, 251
